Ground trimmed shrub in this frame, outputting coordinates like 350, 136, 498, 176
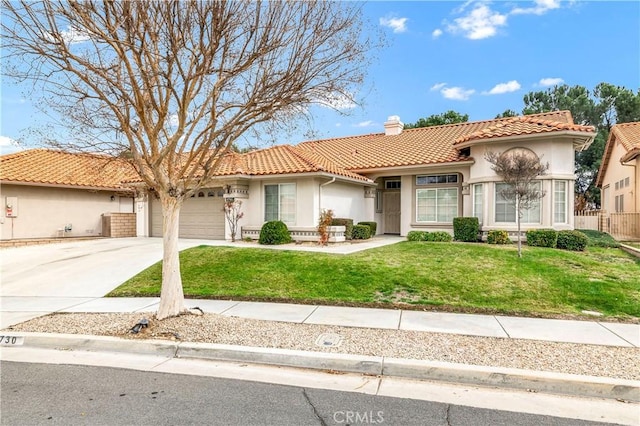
453, 217, 480, 242
556, 230, 588, 251
258, 221, 292, 245
425, 231, 452, 242
407, 231, 427, 241
352, 224, 371, 240
357, 221, 377, 236
332, 218, 354, 240
487, 230, 510, 245
526, 229, 558, 248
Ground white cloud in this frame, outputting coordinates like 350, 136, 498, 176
446, 4, 507, 40
441, 86, 475, 101
511, 0, 561, 16
0, 136, 23, 155
484, 80, 521, 95
353, 120, 376, 128
432, 28, 443, 39
59, 26, 90, 45
539, 77, 565, 87
379, 16, 408, 33
444, 0, 564, 40
430, 82, 447, 91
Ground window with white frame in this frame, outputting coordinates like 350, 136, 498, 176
473, 184, 483, 224
264, 183, 296, 224
416, 188, 458, 223
494, 182, 541, 223
554, 181, 567, 223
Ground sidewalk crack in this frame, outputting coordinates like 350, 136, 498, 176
445, 404, 452, 426
596, 322, 635, 347
494, 316, 511, 338
302, 388, 327, 426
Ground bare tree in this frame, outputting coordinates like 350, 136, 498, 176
1, 1, 380, 319
485, 149, 549, 258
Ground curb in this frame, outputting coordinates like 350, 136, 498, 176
3, 332, 639, 403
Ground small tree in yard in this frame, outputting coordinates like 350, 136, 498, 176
485, 149, 549, 258
223, 199, 243, 243
317, 209, 334, 246
1, 1, 380, 319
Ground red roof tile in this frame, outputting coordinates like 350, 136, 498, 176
596, 121, 640, 187
454, 116, 595, 145
0, 149, 137, 190
296, 111, 590, 171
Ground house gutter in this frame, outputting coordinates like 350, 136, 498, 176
318, 177, 336, 214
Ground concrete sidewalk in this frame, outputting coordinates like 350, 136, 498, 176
3, 296, 638, 348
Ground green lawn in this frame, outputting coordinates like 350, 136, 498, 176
109, 242, 640, 319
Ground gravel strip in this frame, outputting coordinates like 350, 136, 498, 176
5, 312, 639, 381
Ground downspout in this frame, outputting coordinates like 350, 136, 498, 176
319, 177, 336, 215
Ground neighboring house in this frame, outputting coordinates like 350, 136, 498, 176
1, 110, 596, 241
0, 149, 137, 240
597, 122, 640, 213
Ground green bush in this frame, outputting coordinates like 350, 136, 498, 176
357, 221, 377, 236
258, 221, 292, 245
577, 229, 620, 248
556, 230, 588, 251
331, 218, 354, 240
526, 229, 558, 248
487, 230, 510, 245
453, 217, 480, 242
407, 231, 427, 241
425, 231, 452, 242
352, 224, 371, 240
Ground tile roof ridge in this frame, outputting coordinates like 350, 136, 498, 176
517, 115, 595, 131
297, 132, 382, 146
614, 121, 640, 128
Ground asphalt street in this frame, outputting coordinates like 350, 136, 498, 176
0, 362, 613, 426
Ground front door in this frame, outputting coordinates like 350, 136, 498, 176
383, 191, 401, 234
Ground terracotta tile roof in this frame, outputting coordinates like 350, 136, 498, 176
0, 149, 137, 190
296, 111, 588, 171
611, 121, 640, 151
596, 121, 640, 187
454, 115, 596, 145
213, 145, 371, 182
3, 111, 595, 188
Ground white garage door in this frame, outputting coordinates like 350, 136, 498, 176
150, 188, 225, 239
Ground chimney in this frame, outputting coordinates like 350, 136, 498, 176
384, 115, 404, 136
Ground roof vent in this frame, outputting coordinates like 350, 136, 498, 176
384, 115, 404, 136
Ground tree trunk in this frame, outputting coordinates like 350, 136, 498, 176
156, 195, 186, 320
516, 196, 522, 258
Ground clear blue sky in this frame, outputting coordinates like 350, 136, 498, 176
1, 1, 639, 153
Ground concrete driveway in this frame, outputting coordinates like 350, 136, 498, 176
0, 238, 211, 328
1, 236, 405, 328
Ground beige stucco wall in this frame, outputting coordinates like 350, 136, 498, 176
320, 180, 371, 223
466, 137, 576, 232
242, 177, 370, 233
600, 139, 638, 213
0, 183, 132, 240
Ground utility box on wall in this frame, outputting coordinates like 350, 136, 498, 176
5, 197, 18, 218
